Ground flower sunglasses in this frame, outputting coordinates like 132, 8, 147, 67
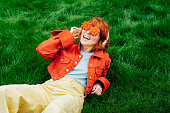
81, 21, 100, 36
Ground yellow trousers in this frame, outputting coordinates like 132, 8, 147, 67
0, 76, 86, 113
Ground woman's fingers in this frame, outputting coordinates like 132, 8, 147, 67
91, 85, 97, 94
91, 84, 102, 95
70, 27, 77, 33
70, 27, 80, 39
95, 85, 102, 94
91, 84, 97, 94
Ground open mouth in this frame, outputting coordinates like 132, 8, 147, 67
83, 35, 90, 40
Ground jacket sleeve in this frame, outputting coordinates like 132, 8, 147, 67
96, 58, 111, 95
36, 30, 75, 61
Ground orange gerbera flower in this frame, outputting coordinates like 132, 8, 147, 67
89, 26, 100, 36
81, 21, 91, 31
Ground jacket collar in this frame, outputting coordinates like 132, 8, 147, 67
93, 50, 104, 58
76, 41, 104, 58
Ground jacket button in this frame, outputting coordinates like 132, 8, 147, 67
66, 69, 69, 72
99, 73, 101, 75
90, 64, 92, 66
55, 77, 57, 79
90, 76, 91, 78
79, 55, 82, 58
75, 61, 77, 64
60, 59, 63, 61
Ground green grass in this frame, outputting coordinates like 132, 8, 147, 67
0, 0, 169, 112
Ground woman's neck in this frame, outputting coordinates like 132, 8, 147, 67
81, 45, 94, 53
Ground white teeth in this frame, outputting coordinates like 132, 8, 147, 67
83, 35, 89, 40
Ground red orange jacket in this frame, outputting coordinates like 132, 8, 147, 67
36, 30, 111, 95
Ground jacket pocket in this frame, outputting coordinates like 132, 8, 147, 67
95, 68, 103, 77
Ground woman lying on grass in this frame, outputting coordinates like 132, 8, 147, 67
0, 17, 111, 113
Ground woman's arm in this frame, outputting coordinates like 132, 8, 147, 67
36, 30, 76, 61
97, 58, 111, 95
91, 58, 111, 95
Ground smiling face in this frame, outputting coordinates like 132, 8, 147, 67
78, 17, 110, 52
80, 29, 100, 47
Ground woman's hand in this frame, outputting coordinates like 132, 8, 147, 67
70, 27, 81, 39
91, 82, 103, 95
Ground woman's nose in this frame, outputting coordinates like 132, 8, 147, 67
87, 30, 90, 34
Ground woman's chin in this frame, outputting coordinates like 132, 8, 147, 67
81, 42, 89, 46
